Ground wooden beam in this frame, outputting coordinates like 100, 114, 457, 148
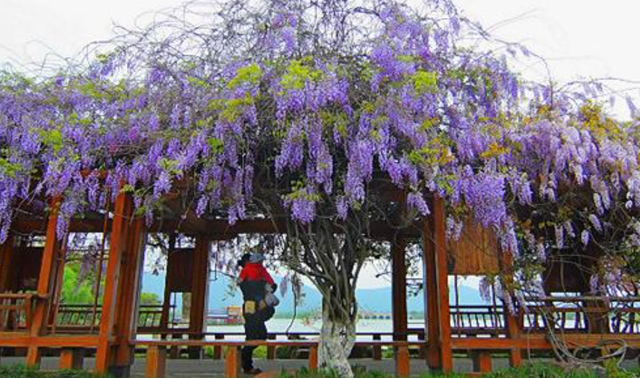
95, 191, 134, 374
0, 334, 100, 348
15, 217, 423, 239
26, 198, 66, 367
188, 237, 210, 358
451, 337, 550, 350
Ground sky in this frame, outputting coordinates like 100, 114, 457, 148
1, 0, 639, 288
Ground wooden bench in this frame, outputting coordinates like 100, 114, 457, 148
134, 339, 422, 378
138, 330, 426, 361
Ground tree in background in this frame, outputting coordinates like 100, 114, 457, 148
61, 264, 94, 304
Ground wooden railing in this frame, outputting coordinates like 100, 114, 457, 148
522, 297, 640, 334
450, 305, 504, 336
31, 298, 640, 337
0, 293, 45, 331
52, 304, 175, 333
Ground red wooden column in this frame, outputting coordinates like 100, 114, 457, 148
504, 307, 522, 367
499, 253, 522, 367
422, 196, 453, 372
423, 217, 440, 369
392, 237, 408, 342
188, 236, 210, 358
111, 213, 146, 375
433, 197, 453, 372
159, 235, 176, 335
95, 191, 136, 375
26, 198, 66, 366
0, 234, 15, 293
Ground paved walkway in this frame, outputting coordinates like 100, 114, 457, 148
1, 357, 637, 377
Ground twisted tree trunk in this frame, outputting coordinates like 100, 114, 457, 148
319, 303, 356, 378
284, 214, 365, 378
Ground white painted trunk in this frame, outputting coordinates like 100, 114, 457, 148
318, 306, 356, 378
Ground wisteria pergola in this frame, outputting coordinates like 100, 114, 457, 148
1, 176, 638, 378
1, 0, 640, 377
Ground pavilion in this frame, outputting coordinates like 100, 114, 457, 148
0, 185, 638, 377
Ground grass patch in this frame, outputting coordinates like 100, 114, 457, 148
483, 363, 597, 378
276, 363, 639, 378
0, 365, 110, 378
483, 362, 638, 378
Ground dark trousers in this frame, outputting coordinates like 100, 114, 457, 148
241, 312, 267, 371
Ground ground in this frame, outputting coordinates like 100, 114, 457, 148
0, 357, 638, 377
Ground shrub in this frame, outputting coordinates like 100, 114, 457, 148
0, 365, 39, 378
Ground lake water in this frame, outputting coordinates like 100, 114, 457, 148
198, 318, 425, 341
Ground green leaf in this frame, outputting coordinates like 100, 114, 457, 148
208, 137, 224, 154
0, 158, 22, 178
412, 70, 438, 95
227, 63, 263, 89
280, 59, 323, 91
37, 128, 64, 154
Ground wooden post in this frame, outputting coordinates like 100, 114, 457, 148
146, 345, 166, 378
160, 235, 176, 336
0, 235, 15, 332
26, 198, 66, 367
224, 346, 240, 378
59, 348, 85, 370
417, 331, 426, 359
308, 345, 318, 370
213, 334, 224, 360
471, 351, 492, 373
505, 309, 523, 367
95, 191, 134, 374
422, 196, 453, 372
112, 215, 146, 374
267, 334, 276, 360
392, 237, 408, 342
395, 345, 411, 378
499, 250, 522, 367
423, 215, 440, 369
48, 240, 68, 332
188, 237, 210, 359
433, 197, 453, 372
372, 334, 382, 361
0, 234, 15, 292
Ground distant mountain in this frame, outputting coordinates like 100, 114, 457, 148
141, 272, 486, 315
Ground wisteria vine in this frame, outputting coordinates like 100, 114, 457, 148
1, 0, 639, 322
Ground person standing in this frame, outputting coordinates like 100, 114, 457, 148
237, 252, 277, 375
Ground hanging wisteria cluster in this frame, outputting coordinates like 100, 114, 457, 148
1, 0, 639, 294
